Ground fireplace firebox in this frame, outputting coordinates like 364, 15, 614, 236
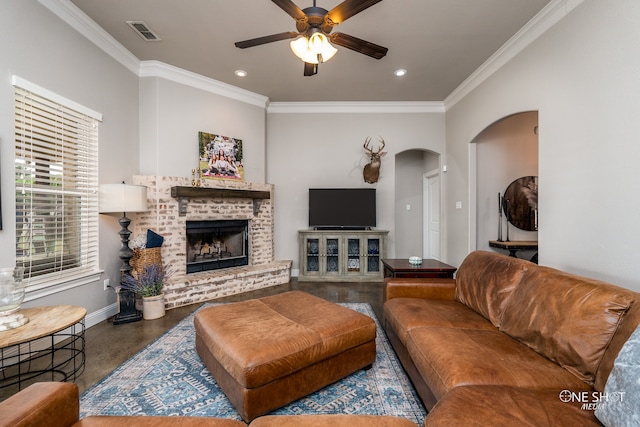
186, 220, 248, 273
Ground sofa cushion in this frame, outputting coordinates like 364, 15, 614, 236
424, 386, 602, 427
595, 324, 640, 427
454, 251, 530, 327
406, 327, 590, 401
0, 382, 80, 427
500, 267, 634, 385
384, 298, 496, 346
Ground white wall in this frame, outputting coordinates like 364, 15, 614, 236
267, 109, 445, 273
446, 0, 640, 291
0, 0, 140, 318
139, 75, 267, 183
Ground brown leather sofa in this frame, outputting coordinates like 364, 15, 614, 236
383, 250, 640, 426
0, 382, 419, 427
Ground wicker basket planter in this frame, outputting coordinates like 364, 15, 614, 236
130, 247, 162, 278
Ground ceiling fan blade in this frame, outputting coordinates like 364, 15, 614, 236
329, 32, 388, 59
271, 0, 307, 20
326, 0, 383, 25
304, 62, 318, 76
235, 32, 298, 49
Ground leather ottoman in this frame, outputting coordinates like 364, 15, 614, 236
194, 291, 377, 422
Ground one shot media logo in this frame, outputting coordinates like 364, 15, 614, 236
559, 390, 626, 411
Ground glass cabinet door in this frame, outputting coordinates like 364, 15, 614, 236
366, 238, 381, 273
325, 237, 340, 274
347, 238, 361, 273
306, 238, 320, 273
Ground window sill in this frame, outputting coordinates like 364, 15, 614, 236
24, 270, 103, 302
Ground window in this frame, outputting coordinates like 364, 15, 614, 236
13, 77, 101, 289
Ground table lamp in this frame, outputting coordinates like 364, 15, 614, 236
99, 182, 148, 325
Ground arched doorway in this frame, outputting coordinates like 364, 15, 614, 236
394, 149, 441, 259
472, 111, 538, 258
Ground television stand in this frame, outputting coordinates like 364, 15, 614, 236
313, 226, 370, 231
298, 229, 388, 282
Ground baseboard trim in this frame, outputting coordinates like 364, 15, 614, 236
86, 303, 118, 328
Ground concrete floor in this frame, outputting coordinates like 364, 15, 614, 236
76, 279, 385, 395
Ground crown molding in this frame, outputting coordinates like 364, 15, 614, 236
38, 0, 140, 75
267, 101, 445, 114
38, 0, 268, 108
138, 61, 269, 108
444, 0, 584, 110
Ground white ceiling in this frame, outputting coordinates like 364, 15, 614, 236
69, 0, 551, 102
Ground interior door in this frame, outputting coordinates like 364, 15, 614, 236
423, 171, 441, 260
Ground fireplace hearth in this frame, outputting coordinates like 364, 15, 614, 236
186, 220, 248, 273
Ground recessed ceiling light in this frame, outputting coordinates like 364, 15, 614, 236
235, 70, 247, 77
394, 69, 407, 77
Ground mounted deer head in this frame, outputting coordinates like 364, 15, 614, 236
363, 137, 386, 184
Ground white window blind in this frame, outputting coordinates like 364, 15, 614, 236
13, 78, 100, 287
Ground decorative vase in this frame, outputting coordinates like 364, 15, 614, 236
142, 293, 165, 320
0, 267, 28, 331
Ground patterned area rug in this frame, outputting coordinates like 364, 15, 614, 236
80, 303, 426, 424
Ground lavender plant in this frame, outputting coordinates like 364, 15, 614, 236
137, 263, 168, 297
120, 272, 139, 294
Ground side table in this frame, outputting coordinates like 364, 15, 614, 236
0, 305, 86, 392
382, 258, 457, 279
488, 240, 538, 259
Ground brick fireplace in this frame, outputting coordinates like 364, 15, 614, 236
132, 175, 292, 309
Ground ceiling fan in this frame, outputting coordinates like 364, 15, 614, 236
234, 0, 388, 76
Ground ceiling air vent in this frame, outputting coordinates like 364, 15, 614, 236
126, 21, 161, 41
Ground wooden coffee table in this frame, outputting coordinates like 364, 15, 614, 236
0, 305, 86, 391
382, 258, 457, 279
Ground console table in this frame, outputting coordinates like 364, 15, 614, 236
489, 240, 538, 258
0, 305, 86, 391
382, 258, 457, 279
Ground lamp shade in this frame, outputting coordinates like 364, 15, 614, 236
99, 183, 148, 214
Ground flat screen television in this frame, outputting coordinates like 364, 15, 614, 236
308, 188, 376, 229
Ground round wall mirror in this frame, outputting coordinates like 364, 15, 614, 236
503, 176, 538, 231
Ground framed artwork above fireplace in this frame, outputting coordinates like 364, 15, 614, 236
198, 132, 244, 182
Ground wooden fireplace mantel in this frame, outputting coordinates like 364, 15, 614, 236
170, 186, 271, 216
170, 186, 271, 199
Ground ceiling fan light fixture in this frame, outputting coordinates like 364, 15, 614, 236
290, 34, 337, 64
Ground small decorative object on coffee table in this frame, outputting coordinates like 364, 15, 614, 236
409, 256, 422, 265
